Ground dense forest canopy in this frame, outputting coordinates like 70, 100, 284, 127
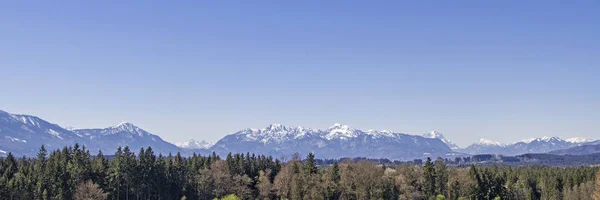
1, 144, 600, 200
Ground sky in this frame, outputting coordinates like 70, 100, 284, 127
1, 1, 599, 147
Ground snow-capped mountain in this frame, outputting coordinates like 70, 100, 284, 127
72, 122, 180, 154
478, 138, 505, 146
324, 123, 359, 140
4, 109, 600, 159
422, 131, 459, 150
549, 144, 600, 155
461, 138, 507, 155
0, 110, 83, 156
517, 136, 563, 144
0, 109, 181, 156
460, 136, 598, 155
211, 123, 452, 160
176, 139, 213, 149
506, 136, 574, 155
565, 137, 595, 143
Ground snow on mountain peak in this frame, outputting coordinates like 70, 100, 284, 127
422, 130, 460, 150
108, 122, 146, 136
325, 123, 358, 140
365, 129, 395, 138
113, 121, 135, 128
477, 138, 504, 146
13, 115, 43, 127
565, 137, 595, 143
235, 124, 318, 143
264, 123, 287, 131
519, 136, 563, 144
423, 130, 444, 139
176, 139, 213, 149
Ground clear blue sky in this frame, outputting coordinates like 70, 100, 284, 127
1, 1, 599, 147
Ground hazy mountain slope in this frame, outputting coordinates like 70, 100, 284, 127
549, 144, 600, 155
210, 123, 452, 160
0, 110, 84, 156
176, 139, 213, 149
3, 109, 600, 159
422, 130, 459, 150
72, 122, 180, 155
460, 136, 598, 156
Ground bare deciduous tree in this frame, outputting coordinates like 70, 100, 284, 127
594, 171, 600, 200
73, 180, 107, 200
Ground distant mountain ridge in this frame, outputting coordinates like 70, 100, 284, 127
460, 136, 597, 155
210, 123, 454, 160
422, 130, 459, 150
0, 110, 85, 156
0, 110, 180, 157
176, 139, 213, 149
72, 122, 181, 155
1, 109, 598, 159
549, 144, 600, 155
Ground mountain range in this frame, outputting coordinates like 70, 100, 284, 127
209, 123, 452, 160
0, 110, 180, 157
1, 109, 598, 160
461, 136, 599, 155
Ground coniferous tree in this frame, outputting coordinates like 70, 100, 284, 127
34, 145, 48, 200
331, 161, 340, 184
303, 153, 317, 176
434, 157, 448, 196
2, 145, 600, 200
423, 157, 436, 197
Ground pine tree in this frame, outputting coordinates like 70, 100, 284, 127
423, 157, 436, 197
34, 145, 48, 200
434, 157, 448, 196
303, 153, 317, 176
92, 151, 108, 193
331, 161, 340, 184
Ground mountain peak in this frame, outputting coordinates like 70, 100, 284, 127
107, 122, 147, 136
519, 136, 564, 144
423, 130, 444, 139
114, 121, 135, 128
477, 138, 504, 146
566, 137, 595, 143
327, 123, 352, 130
177, 139, 213, 149
265, 123, 286, 131
324, 123, 357, 140
422, 130, 460, 150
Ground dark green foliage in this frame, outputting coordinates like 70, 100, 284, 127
0, 145, 598, 199
423, 157, 436, 197
303, 153, 318, 176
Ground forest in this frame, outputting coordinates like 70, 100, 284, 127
1, 144, 600, 200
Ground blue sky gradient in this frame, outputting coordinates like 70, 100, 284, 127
1, 1, 599, 147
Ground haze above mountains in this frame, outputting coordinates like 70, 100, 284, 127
1, 109, 598, 160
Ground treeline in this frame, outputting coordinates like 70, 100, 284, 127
1, 145, 600, 200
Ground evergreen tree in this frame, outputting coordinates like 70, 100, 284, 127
331, 161, 340, 184
34, 145, 48, 200
0, 145, 599, 200
423, 157, 436, 197
303, 153, 317, 176
434, 157, 448, 196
